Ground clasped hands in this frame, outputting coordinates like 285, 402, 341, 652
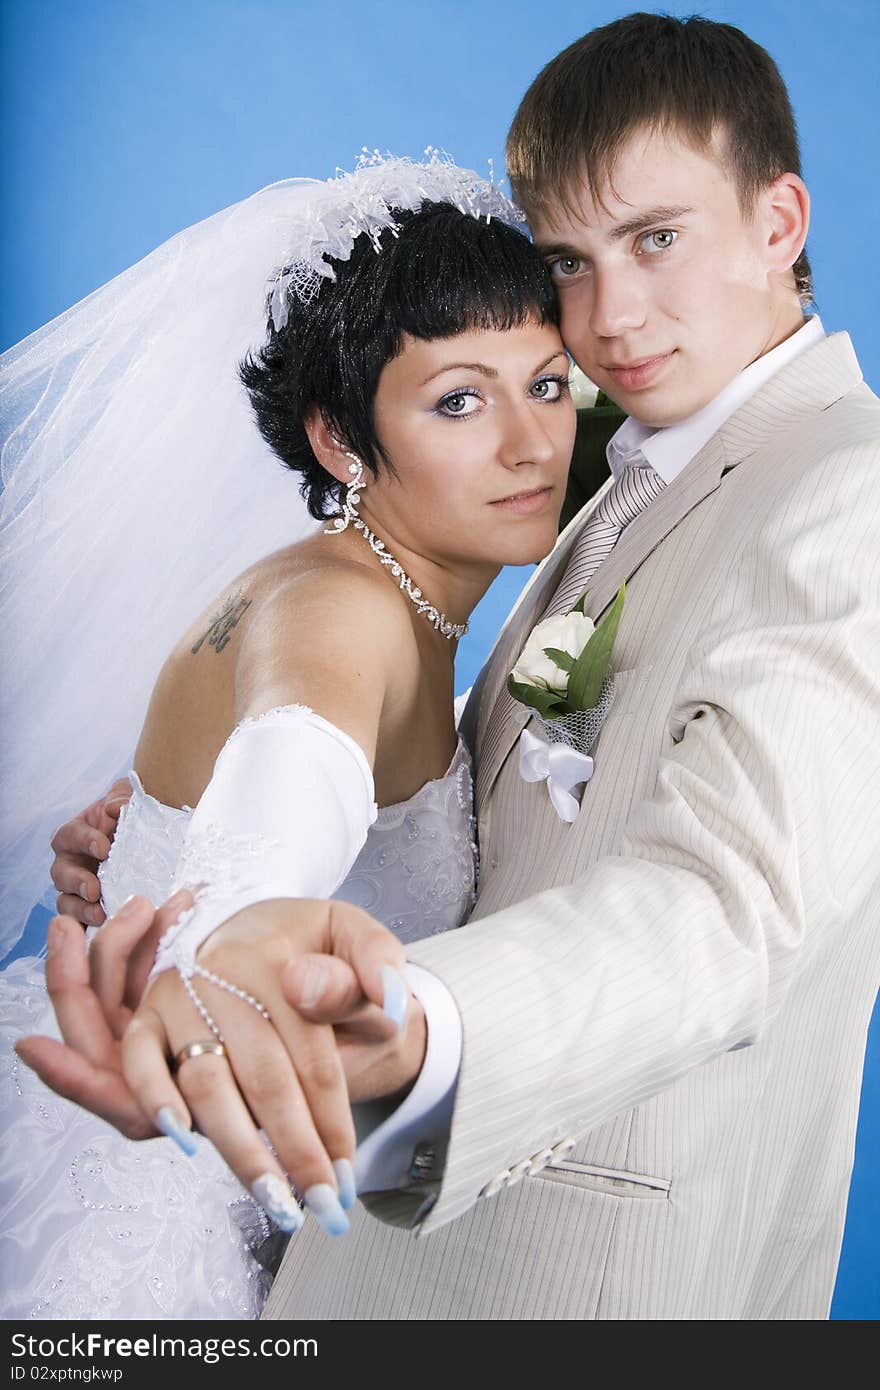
16, 884, 427, 1237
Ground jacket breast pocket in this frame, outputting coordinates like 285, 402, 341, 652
601, 665, 657, 726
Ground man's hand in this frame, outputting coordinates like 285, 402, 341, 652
282, 952, 427, 1104
49, 779, 133, 925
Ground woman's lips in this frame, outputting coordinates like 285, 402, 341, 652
603, 351, 675, 391
489, 485, 555, 515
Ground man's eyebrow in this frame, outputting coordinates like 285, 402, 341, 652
608, 205, 695, 240
420, 362, 499, 386
534, 240, 581, 258
535, 206, 695, 256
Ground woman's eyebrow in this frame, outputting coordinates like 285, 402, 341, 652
420, 349, 568, 389
533, 350, 570, 373
420, 362, 499, 386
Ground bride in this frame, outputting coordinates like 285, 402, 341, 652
0, 153, 576, 1318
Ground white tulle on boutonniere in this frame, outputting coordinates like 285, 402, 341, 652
507, 584, 625, 822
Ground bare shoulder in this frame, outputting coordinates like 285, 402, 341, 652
135, 539, 413, 797
233, 550, 420, 760
240, 552, 415, 673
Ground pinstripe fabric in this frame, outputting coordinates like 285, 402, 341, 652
478, 464, 665, 813
545, 463, 666, 618
267, 333, 880, 1320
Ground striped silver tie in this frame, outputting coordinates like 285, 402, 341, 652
542, 462, 666, 618
478, 461, 665, 802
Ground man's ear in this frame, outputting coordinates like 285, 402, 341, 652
760, 172, 810, 281
303, 407, 358, 487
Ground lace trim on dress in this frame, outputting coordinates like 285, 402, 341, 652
336, 737, 478, 944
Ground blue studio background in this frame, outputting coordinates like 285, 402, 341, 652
2, 0, 878, 1319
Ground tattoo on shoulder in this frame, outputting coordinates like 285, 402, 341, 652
191, 592, 252, 655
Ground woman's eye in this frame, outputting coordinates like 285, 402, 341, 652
547, 255, 583, 282
438, 390, 480, 418
530, 377, 565, 401
640, 229, 678, 254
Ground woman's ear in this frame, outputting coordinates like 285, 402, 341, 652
303, 408, 359, 486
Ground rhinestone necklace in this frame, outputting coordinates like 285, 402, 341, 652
351, 517, 468, 641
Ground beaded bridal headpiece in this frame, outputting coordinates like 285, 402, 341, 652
267, 147, 526, 328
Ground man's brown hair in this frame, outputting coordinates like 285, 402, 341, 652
507, 12, 812, 302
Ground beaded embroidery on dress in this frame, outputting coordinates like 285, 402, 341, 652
0, 739, 476, 1320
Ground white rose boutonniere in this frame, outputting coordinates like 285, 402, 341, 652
507, 583, 625, 822
510, 608, 597, 694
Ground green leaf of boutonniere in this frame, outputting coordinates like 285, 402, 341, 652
565, 582, 626, 712
506, 675, 569, 719
543, 647, 576, 674
570, 590, 589, 616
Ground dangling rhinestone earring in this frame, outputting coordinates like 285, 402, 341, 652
324, 446, 467, 641
325, 451, 365, 534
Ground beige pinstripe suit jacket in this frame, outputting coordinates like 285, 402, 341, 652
266, 332, 880, 1320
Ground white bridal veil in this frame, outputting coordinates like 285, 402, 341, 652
0, 153, 524, 956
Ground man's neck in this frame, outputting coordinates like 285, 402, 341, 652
749, 298, 810, 369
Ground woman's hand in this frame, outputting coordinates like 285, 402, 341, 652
120, 897, 423, 1235
15, 892, 188, 1137
18, 890, 427, 1235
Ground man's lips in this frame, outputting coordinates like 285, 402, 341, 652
489, 485, 555, 514
602, 351, 676, 390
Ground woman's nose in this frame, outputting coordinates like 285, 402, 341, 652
497, 399, 557, 468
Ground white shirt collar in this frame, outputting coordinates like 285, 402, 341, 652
607, 315, 825, 483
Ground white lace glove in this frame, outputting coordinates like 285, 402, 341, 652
150, 705, 377, 979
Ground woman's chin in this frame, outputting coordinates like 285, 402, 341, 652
503, 518, 564, 566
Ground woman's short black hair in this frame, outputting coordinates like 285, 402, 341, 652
239, 200, 560, 519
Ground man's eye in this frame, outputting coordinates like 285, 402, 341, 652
640, 229, 678, 254
438, 390, 480, 418
547, 255, 583, 282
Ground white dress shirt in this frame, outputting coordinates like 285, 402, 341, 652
355, 314, 825, 1193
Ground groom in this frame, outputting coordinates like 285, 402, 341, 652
40, 14, 880, 1318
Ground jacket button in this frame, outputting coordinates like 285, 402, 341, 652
526, 1147, 554, 1176
408, 1142, 435, 1182
507, 1158, 532, 1186
481, 1169, 511, 1198
550, 1137, 577, 1161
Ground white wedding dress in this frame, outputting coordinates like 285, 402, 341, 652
0, 738, 476, 1320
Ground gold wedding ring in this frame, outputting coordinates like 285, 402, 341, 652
174, 1039, 227, 1071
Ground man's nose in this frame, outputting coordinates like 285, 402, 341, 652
586, 265, 647, 339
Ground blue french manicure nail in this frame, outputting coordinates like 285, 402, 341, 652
304, 1183, 350, 1235
380, 964, 408, 1031
333, 1158, 357, 1211
251, 1174, 305, 1233
155, 1106, 198, 1157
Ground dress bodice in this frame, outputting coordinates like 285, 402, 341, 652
99, 736, 477, 944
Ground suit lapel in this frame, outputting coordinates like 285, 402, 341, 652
467, 478, 615, 792
580, 435, 726, 622
473, 330, 863, 818
474, 440, 727, 814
